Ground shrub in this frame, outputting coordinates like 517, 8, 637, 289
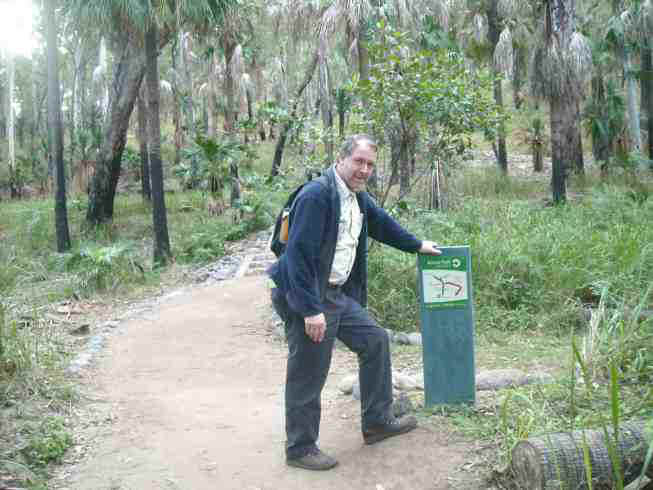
21, 417, 72, 467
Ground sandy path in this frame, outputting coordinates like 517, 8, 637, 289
61, 275, 469, 490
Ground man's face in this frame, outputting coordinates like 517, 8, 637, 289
336, 142, 376, 192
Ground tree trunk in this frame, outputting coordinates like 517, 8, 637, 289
487, 0, 508, 173
512, 421, 652, 490
591, 71, 612, 168
223, 37, 238, 133
399, 136, 410, 197
86, 35, 146, 225
207, 52, 217, 137
251, 53, 266, 141
171, 38, 182, 166
573, 101, 584, 174
357, 25, 370, 82
270, 50, 320, 176
642, 41, 653, 163
550, 95, 574, 204
624, 49, 642, 154
512, 44, 525, 109
137, 87, 150, 201
145, 23, 171, 266
318, 57, 334, 165
222, 37, 241, 207
7, 50, 17, 198
46, 0, 71, 252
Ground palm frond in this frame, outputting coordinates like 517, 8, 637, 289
497, 0, 518, 20
645, 0, 653, 34
319, 3, 341, 41
568, 32, 592, 86
473, 13, 488, 44
494, 27, 513, 75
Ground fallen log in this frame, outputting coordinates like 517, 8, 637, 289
512, 421, 652, 489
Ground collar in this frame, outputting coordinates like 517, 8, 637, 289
333, 164, 356, 201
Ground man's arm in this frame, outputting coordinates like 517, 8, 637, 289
365, 194, 440, 255
284, 186, 329, 317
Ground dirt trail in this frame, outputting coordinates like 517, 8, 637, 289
58, 274, 472, 490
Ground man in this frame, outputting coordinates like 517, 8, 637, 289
268, 134, 441, 471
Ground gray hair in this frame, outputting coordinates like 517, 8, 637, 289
338, 134, 377, 160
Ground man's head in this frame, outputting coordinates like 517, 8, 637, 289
335, 134, 377, 192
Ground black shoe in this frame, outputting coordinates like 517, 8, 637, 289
286, 447, 338, 471
363, 415, 418, 445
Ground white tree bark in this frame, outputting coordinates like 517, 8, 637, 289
624, 49, 642, 154
8, 48, 15, 179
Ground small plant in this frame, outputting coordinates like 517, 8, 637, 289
21, 417, 72, 467
65, 243, 145, 293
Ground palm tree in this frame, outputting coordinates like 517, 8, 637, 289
46, 0, 71, 252
137, 86, 151, 201
605, 2, 642, 153
531, 0, 591, 203
66, 0, 232, 226
3, 46, 17, 197
144, 17, 171, 266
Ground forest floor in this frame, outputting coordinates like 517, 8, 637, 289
48, 245, 490, 490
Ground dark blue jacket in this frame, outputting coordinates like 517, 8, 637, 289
267, 167, 422, 318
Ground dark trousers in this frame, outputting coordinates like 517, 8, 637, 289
283, 286, 393, 459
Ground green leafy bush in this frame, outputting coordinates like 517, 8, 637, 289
21, 417, 72, 467
64, 243, 145, 293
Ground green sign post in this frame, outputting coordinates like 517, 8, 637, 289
417, 246, 475, 406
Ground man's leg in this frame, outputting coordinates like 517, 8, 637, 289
335, 298, 393, 430
285, 311, 337, 460
336, 296, 417, 444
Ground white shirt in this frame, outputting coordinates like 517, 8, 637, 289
329, 167, 363, 286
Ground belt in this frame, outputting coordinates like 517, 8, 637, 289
327, 283, 343, 290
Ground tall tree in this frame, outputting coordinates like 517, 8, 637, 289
5, 48, 17, 197
144, 17, 171, 265
485, 0, 508, 173
137, 87, 151, 201
66, 0, 232, 225
46, 0, 71, 252
532, 0, 591, 203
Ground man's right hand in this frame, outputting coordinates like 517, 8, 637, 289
304, 313, 326, 343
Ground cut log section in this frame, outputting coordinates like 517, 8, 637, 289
512, 421, 652, 489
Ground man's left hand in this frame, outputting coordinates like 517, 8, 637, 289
419, 240, 442, 255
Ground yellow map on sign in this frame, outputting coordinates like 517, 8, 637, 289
422, 270, 468, 303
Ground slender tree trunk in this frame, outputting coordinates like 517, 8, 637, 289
7, 49, 17, 198
46, 0, 71, 251
179, 31, 197, 184
251, 53, 266, 141
550, 96, 575, 204
207, 52, 217, 137
145, 23, 171, 265
487, 0, 508, 173
318, 57, 334, 165
222, 37, 241, 206
86, 35, 146, 225
137, 87, 150, 201
399, 135, 410, 196
573, 101, 584, 174
245, 86, 253, 144
624, 49, 642, 154
171, 39, 182, 166
512, 44, 525, 109
642, 40, 653, 163
271, 50, 319, 176
31, 61, 38, 177
357, 33, 370, 82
